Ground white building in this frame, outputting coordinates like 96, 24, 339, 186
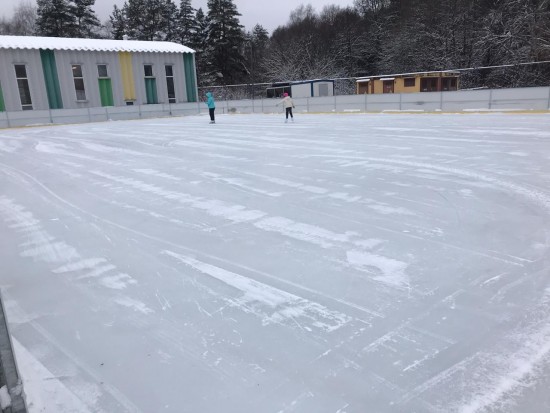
0, 35, 197, 113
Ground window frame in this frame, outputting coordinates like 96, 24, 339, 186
404, 77, 416, 88
165, 64, 176, 104
72, 64, 87, 101
144, 64, 154, 78
97, 64, 109, 79
14, 64, 33, 110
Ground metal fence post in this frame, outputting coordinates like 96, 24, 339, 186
6, 110, 11, 128
87, 107, 91, 123
547, 86, 550, 110
488, 89, 493, 109
365, 93, 368, 112
0, 290, 28, 413
399, 93, 403, 111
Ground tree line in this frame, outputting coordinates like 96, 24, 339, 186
1, 0, 549, 88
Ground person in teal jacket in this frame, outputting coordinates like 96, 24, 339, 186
205, 92, 216, 124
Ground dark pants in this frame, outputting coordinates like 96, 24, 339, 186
285, 107, 293, 119
209, 108, 215, 121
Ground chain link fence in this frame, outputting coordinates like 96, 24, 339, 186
198, 62, 550, 101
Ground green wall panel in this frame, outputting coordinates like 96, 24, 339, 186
145, 78, 158, 104
98, 79, 114, 106
183, 54, 197, 102
40, 49, 63, 109
0, 82, 5, 112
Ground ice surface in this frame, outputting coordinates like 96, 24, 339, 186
1, 113, 550, 412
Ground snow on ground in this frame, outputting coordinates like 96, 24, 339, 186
1, 113, 550, 412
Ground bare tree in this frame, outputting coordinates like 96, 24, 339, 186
0, 0, 37, 35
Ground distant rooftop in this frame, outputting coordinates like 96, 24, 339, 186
0, 35, 194, 54
356, 70, 460, 80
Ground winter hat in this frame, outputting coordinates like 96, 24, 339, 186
284, 92, 289, 97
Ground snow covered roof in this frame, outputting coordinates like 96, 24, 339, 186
0, 35, 194, 54
356, 70, 459, 81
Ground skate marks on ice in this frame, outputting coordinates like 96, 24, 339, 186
0, 197, 141, 294
163, 251, 352, 333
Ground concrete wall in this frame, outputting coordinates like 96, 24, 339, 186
1, 87, 549, 129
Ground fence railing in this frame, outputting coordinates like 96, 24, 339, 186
1, 86, 549, 129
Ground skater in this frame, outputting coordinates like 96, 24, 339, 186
205, 91, 216, 123
276, 92, 295, 123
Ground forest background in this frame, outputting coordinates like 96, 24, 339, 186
1, 0, 549, 92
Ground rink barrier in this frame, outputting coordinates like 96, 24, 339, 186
0, 291, 27, 413
0, 86, 549, 128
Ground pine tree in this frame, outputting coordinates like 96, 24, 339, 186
36, 0, 77, 37
247, 24, 269, 83
73, 0, 100, 37
191, 7, 210, 85
109, 4, 127, 40
123, 0, 177, 41
206, 0, 246, 85
176, 0, 197, 45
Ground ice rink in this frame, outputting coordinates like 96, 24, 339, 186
1, 113, 550, 412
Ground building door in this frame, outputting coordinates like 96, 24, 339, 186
319, 83, 329, 97
145, 78, 158, 104
441, 77, 458, 91
383, 80, 394, 93
420, 78, 438, 92
98, 78, 114, 106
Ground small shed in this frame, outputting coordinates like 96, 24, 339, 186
267, 79, 334, 98
356, 71, 460, 94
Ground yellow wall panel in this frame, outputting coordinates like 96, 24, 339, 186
119, 52, 136, 101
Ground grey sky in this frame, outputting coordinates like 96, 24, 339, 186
0, 0, 356, 33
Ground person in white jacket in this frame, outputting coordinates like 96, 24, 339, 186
276, 92, 295, 122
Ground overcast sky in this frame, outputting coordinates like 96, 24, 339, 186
0, 0, 356, 33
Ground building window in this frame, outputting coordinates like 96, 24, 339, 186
165, 65, 176, 103
441, 77, 458, 91
382, 80, 394, 94
144, 64, 158, 104
97, 64, 109, 78
72, 65, 87, 101
14, 64, 32, 110
404, 77, 415, 87
420, 77, 438, 92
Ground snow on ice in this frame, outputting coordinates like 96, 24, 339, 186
1, 113, 550, 412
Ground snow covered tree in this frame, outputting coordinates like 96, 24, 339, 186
206, 0, 246, 85
109, 4, 127, 40
176, 0, 196, 46
73, 0, 100, 37
246, 24, 269, 82
36, 0, 77, 37
0, 1, 37, 35
190, 7, 210, 85
121, 0, 178, 41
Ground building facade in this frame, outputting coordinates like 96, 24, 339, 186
267, 80, 335, 98
0, 35, 197, 112
356, 71, 460, 94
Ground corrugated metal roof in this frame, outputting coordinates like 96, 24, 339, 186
0, 35, 194, 54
